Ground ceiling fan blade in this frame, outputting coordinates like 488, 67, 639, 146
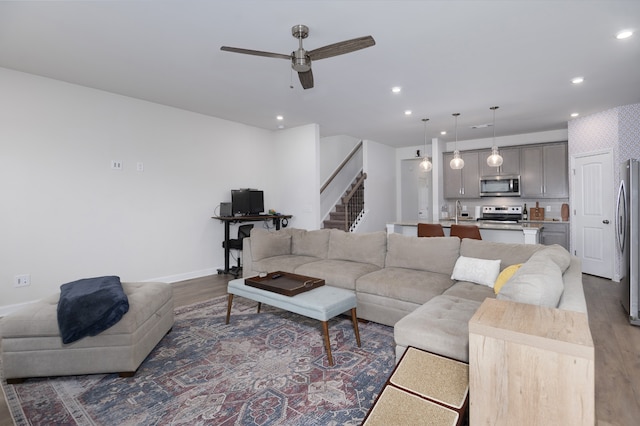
308, 36, 375, 61
298, 69, 314, 89
220, 46, 291, 60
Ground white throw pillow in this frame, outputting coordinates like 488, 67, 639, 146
451, 256, 501, 288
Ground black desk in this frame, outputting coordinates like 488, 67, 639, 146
213, 214, 292, 277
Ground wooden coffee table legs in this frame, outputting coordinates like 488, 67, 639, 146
226, 294, 361, 367
322, 308, 361, 366
225, 294, 233, 324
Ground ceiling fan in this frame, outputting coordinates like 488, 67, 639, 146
220, 25, 375, 90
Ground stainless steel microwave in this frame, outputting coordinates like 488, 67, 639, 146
479, 175, 521, 197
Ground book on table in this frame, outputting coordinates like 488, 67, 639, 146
244, 271, 325, 296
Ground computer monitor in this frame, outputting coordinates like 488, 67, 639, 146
231, 189, 264, 216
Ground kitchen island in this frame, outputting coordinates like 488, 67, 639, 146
386, 220, 542, 244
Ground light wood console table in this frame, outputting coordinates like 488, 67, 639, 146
469, 298, 594, 425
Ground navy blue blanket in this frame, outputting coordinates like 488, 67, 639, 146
57, 276, 130, 344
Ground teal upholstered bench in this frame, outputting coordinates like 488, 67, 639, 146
225, 278, 360, 366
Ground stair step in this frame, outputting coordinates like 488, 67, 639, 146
323, 220, 347, 230
330, 211, 346, 220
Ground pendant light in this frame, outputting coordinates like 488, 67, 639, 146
419, 118, 432, 172
486, 106, 503, 168
449, 113, 464, 170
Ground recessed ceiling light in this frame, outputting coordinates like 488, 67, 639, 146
441, 131, 447, 135
571, 113, 579, 118
616, 30, 633, 40
404, 110, 412, 116
276, 115, 284, 121
392, 86, 402, 93
571, 77, 584, 84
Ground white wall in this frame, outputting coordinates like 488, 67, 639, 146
319, 135, 360, 184
0, 68, 291, 309
359, 140, 396, 233
273, 124, 320, 230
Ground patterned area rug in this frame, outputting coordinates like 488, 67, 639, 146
1, 295, 395, 425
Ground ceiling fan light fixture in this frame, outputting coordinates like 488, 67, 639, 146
486, 106, 503, 168
450, 113, 464, 170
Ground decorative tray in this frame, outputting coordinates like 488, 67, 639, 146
244, 271, 325, 296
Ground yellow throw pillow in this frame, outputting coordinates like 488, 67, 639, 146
494, 263, 523, 294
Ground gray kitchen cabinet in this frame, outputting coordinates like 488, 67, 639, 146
479, 147, 521, 177
538, 222, 569, 250
520, 143, 568, 198
443, 151, 480, 199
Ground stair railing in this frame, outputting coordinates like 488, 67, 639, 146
343, 172, 367, 231
321, 141, 363, 194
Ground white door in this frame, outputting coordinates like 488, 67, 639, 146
573, 151, 614, 278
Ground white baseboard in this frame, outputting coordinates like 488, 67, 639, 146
143, 268, 221, 284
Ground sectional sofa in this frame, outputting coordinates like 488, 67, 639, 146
242, 227, 587, 363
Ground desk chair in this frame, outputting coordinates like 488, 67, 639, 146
223, 224, 253, 276
450, 224, 482, 240
417, 223, 445, 237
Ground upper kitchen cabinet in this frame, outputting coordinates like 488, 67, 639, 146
443, 151, 479, 199
479, 147, 521, 177
520, 142, 569, 198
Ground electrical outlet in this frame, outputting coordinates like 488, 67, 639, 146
14, 274, 30, 287
546, 205, 551, 212
111, 160, 123, 170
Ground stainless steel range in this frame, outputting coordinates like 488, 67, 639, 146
478, 206, 523, 224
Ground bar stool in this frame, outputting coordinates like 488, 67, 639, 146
417, 223, 445, 237
450, 224, 482, 240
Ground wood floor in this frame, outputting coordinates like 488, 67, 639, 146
1, 273, 639, 425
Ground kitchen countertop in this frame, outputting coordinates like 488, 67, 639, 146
390, 220, 543, 231
521, 219, 570, 224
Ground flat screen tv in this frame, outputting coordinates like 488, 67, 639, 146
231, 189, 264, 216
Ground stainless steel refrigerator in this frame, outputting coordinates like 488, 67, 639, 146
617, 158, 640, 326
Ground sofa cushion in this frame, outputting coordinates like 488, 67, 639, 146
497, 248, 565, 308
540, 244, 572, 272
327, 229, 387, 268
291, 228, 330, 258
460, 239, 544, 271
251, 255, 320, 274
295, 259, 380, 291
394, 295, 481, 362
385, 234, 460, 275
442, 281, 496, 303
250, 228, 291, 261
356, 267, 455, 305
451, 256, 501, 287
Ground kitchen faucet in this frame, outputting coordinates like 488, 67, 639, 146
455, 200, 462, 224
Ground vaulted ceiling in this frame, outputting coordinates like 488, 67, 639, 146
1, 1, 639, 147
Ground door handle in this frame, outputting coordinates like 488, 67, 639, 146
603, 220, 610, 224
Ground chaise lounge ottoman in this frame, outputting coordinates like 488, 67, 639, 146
1, 281, 174, 384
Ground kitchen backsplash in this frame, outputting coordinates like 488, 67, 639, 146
444, 199, 569, 221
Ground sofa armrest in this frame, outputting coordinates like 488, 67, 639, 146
242, 237, 253, 277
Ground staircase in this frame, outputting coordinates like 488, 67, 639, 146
323, 172, 367, 231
